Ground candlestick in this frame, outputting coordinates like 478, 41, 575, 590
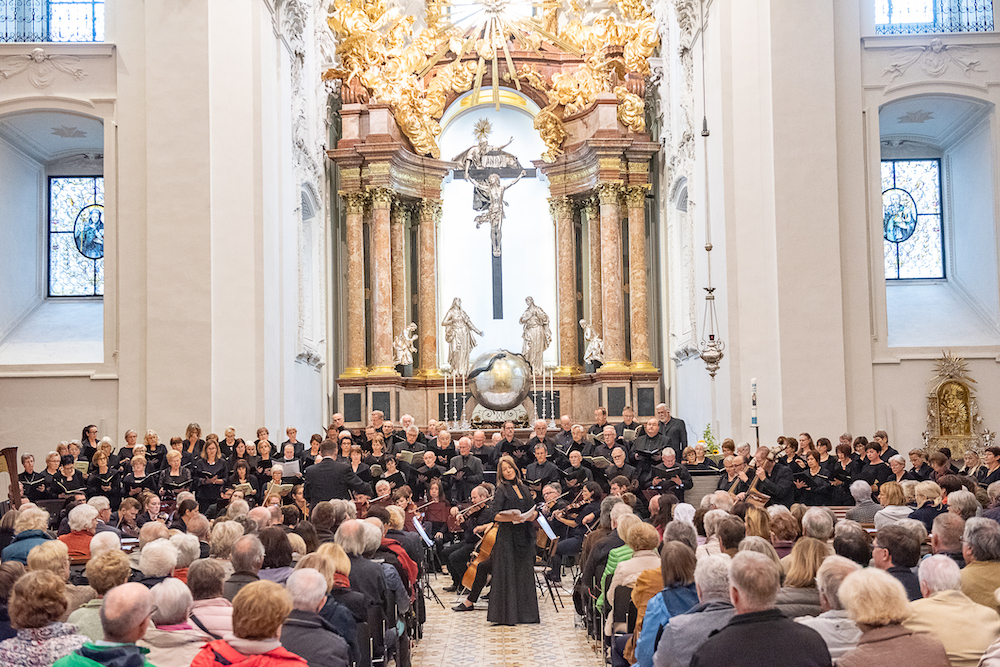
532, 372, 538, 422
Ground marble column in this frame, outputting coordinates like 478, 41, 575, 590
341, 191, 367, 377
626, 185, 655, 371
597, 183, 627, 371
390, 201, 409, 337
584, 196, 602, 334
550, 196, 578, 374
416, 199, 442, 378
368, 188, 397, 376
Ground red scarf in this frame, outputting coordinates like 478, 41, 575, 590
333, 572, 351, 589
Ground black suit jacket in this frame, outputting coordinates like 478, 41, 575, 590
660, 417, 688, 458
304, 457, 370, 504
756, 464, 795, 508
691, 609, 831, 667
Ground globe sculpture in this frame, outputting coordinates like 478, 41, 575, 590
467, 349, 532, 411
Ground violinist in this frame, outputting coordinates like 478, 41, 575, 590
449, 436, 484, 503
547, 481, 603, 583
393, 486, 419, 533
525, 443, 561, 501
537, 483, 569, 542
442, 485, 494, 593
421, 478, 452, 568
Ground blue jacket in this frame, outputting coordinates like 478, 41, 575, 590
1, 529, 54, 564
635, 583, 699, 667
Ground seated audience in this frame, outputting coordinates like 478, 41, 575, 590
794, 555, 862, 660
67, 550, 131, 642
190, 580, 306, 666
209, 521, 244, 578
224, 535, 265, 601
837, 567, 949, 667
55, 582, 155, 667
690, 551, 831, 667
0, 570, 86, 663
136, 538, 178, 588
929, 512, 966, 568
138, 577, 214, 667
948, 489, 981, 521
187, 514, 212, 559
187, 558, 233, 639
89, 530, 121, 559
833, 533, 873, 567
258, 527, 295, 584
635, 542, 699, 667
1, 507, 53, 565
58, 504, 99, 559
872, 525, 922, 601
873, 481, 912, 530
26, 540, 95, 617
295, 552, 359, 663
910, 481, 947, 532
768, 511, 800, 558
776, 537, 826, 617
904, 554, 1000, 667
845, 481, 882, 524
280, 568, 350, 667
0, 562, 24, 641
606, 522, 660, 636
653, 554, 733, 667
960, 517, 1000, 614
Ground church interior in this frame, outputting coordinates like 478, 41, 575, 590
1, 0, 1000, 665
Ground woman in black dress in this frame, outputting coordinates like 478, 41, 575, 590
196, 441, 229, 513
453, 455, 540, 625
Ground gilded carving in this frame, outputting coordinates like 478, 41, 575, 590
323, 0, 659, 159
341, 191, 367, 214
599, 157, 624, 172
625, 185, 649, 208
615, 85, 646, 132
369, 187, 394, 208
549, 196, 574, 221
923, 351, 994, 457
597, 182, 624, 205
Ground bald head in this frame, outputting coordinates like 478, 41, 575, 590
101, 582, 153, 644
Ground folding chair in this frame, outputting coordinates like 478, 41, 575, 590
534, 537, 564, 611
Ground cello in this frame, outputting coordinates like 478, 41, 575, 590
462, 520, 498, 590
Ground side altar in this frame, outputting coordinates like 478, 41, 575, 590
325, 0, 663, 428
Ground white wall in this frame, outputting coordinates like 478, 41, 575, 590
0, 137, 42, 341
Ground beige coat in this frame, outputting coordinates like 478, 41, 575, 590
960, 560, 1000, 614
605, 550, 660, 634
903, 589, 1000, 667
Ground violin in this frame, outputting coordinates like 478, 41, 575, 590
447, 494, 493, 532
354, 491, 390, 519
551, 491, 587, 521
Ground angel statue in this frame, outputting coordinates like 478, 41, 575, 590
580, 318, 604, 364
441, 298, 483, 376
519, 297, 552, 373
392, 322, 417, 367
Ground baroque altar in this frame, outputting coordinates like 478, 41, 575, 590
324, 0, 664, 428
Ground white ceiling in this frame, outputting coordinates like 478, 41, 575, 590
879, 95, 990, 150
0, 110, 103, 164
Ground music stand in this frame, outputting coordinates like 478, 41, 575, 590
412, 517, 444, 608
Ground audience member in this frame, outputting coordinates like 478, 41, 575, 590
55, 582, 156, 667
905, 554, 1000, 667
872, 525, 922, 601
136, 538, 178, 587
654, 554, 733, 667
138, 577, 214, 667
795, 555, 862, 660
929, 511, 965, 567
845, 481, 882, 524
690, 551, 831, 667
1, 508, 53, 564
0, 561, 24, 641
0, 570, 85, 663
58, 504, 99, 558
833, 533, 873, 567
874, 481, 913, 530
775, 537, 826, 617
209, 521, 244, 577
635, 542, 700, 667
170, 532, 201, 584
960, 517, 1000, 614
837, 568, 948, 667
27, 540, 95, 617
89, 531, 121, 559
258, 527, 295, 584
190, 580, 306, 666
280, 568, 350, 667
187, 558, 232, 639
67, 550, 131, 642
224, 535, 265, 601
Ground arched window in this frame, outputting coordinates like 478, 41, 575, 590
881, 159, 943, 280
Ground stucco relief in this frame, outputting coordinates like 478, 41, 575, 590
0, 48, 86, 88
883, 38, 987, 81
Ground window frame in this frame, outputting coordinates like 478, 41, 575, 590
47, 174, 104, 299
880, 157, 947, 282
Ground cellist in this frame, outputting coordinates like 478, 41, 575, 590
441, 485, 494, 594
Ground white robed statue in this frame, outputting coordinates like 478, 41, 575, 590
392, 322, 417, 367
580, 318, 604, 364
441, 298, 483, 376
519, 296, 551, 373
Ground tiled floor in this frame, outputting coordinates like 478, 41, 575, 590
411, 573, 604, 667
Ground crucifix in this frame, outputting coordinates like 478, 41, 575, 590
452, 118, 536, 319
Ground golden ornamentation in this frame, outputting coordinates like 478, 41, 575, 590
534, 108, 567, 163
923, 350, 993, 457
323, 0, 658, 158
627, 161, 650, 173
596, 182, 623, 205
625, 185, 649, 208
599, 157, 624, 171
614, 85, 646, 132
366, 162, 392, 176
341, 191, 367, 214
548, 196, 574, 221
368, 186, 394, 208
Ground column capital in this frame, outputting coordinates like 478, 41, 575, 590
391, 200, 413, 223
341, 191, 367, 214
368, 187, 395, 209
596, 182, 624, 206
625, 184, 650, 209
582, 195, 599, 219
548, 196, 574, 221
417, 198, 443, 222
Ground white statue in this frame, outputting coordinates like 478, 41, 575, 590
392, 322, 417, 366
441, 298, 483, 376
519, 296, 552, 373
580, 318, 604, 364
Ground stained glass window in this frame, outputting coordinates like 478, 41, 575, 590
882, 159, 944, 280
49, 176, 104, 297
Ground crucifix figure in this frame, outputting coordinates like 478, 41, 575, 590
452, 118, 536, 319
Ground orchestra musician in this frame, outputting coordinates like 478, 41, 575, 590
442, 485, 493, 594
717, 454, 749, 496
546, 481, 602, 583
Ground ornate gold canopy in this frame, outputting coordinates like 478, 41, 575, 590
322, 0, 658, 160
923, 351, 995, 456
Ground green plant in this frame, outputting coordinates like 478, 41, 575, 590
702, 423, 718, 455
